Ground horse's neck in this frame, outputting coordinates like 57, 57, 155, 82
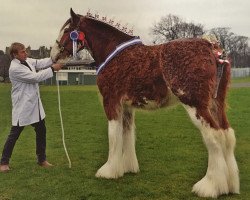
83, 20, 133, 65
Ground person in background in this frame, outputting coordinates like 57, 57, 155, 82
0, 42, 63, 172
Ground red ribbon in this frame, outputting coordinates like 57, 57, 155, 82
78, 32, 85, 41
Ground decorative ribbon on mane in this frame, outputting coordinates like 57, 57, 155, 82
96, 37, 142, 75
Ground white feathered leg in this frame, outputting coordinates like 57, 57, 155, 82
95, 118, 124, 179
122, 108, 139, 173
194, 127, 229, 198
224, 128, 240, 194
184, 105, 229, 198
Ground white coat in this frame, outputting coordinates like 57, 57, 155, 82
9, 58, 53, 126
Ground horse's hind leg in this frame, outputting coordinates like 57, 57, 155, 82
223, 127, 239, 194
208, 100, 239, 194
95, 108, 124, 179
183, 105, 230, 198
122, 106, 139, 173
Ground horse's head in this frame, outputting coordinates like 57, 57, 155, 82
51, 9, 87, 62
51, 8, 135, 64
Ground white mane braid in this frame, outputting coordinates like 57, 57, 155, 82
86, 11, 134, 36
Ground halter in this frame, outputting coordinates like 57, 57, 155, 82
56, 31, 86, 54
56, 17, 88, 55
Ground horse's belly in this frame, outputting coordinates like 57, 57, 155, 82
124, 88, 179, 110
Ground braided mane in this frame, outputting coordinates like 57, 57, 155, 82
85, 11, 134, 36
60, 11, 134, 36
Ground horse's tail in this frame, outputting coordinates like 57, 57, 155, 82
202, 34, 231, 101
214, 60, 231, 102
209, 40, 231, 129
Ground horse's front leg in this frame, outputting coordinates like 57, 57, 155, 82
96, 112, 124, 179
122, 106, 139, 174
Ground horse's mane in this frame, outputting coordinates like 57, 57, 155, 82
85, 13, 134, 36
60, 12, 134, 36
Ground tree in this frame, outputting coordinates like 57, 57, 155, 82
151, 14, 205, 44
209, 27, 233, 52
151, 14, 250, 67
209, 27, 249, 67
0, 54, 11, 82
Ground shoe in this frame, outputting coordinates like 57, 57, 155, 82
0, 164, 10, 172
38, 161, 53, 168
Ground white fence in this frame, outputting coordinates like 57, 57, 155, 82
231, 68, 250, 78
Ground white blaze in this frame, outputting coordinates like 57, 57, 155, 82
50, 25, 70, 62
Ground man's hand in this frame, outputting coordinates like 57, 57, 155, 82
52, 63, 63, 71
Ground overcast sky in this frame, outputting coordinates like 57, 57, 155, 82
1, 0, 250, 51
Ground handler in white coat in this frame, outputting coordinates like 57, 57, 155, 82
0, 42, 62, 172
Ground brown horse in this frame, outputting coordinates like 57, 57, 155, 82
51, 9, 239, 198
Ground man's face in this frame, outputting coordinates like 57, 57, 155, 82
15, 48, 28, 62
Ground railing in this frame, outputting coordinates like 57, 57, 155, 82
231, 68, 250, 78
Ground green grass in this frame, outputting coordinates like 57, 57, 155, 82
0, 83, 250, 200
231, 76, 250, 83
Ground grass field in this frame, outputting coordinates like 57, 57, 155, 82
0, 82, 249, 200
231, 76, 250, 83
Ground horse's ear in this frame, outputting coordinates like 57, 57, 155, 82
70, 8, 79, 24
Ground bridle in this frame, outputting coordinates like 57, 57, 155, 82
56, 17, 89, 55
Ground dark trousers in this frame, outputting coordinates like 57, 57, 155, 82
0, 120, 47, 165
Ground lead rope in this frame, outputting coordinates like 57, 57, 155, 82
56, 73, 72, 168
55, 30, 82, 168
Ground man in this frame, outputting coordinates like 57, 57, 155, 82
0, 42, 62, 172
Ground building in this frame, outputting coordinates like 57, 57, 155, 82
42, 50, 97, 85
42, 59, 97, 85
26, 46, 51, 58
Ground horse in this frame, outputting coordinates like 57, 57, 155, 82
50, 9, 239, 198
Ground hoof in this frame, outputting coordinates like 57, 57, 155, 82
95, 162, 124, 179
123, 160, 139, 174
192, 176, 229, 198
